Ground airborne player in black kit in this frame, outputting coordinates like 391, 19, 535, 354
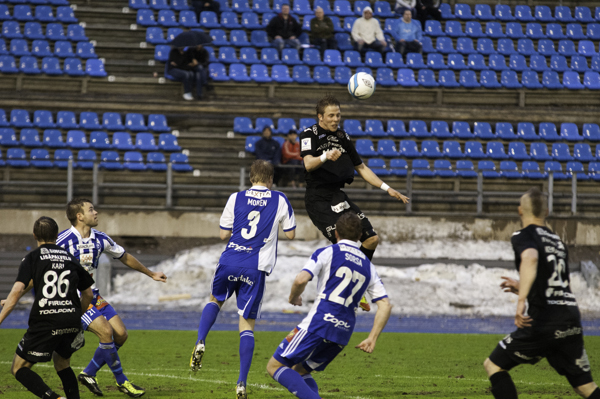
300, 95, 409, 310
0, 216, 94, 399
484, 188, 600, 399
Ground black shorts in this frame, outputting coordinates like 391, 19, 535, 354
16, 328, 85, 363
305, 188, 375, 244
489, 326, 592, 388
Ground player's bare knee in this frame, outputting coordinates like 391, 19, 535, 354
483, 358, 501, 376
114, 330, 128, 346
266, 358, 280, 377
573, 382, 598, 398
52, 353, 70, 372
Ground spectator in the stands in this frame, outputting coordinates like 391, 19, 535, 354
351, 6, 387, 54
266, 4, 302, 52
281, 130, 303, 187
167, 45, 209, 101
192, 0, 221, 18
395, 0, 416, 17
309, 6, 337, 56
255, 127, 281, 166
392, 9, 422, 56
416, 0, 441, 28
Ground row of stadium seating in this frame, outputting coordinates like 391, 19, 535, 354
0, 4, 77, 23
202, 62, 599, 89
0, 0, 69, 5
0, 110, 171, 132
235, 117, 600, 141
244, 135, 600, 162
1, 21, 87, 40
439, 4, 599, 24
0, 148, 193, 171
1, 39, 96, 58
0, 54, 105, 75
0, 130, 182, 152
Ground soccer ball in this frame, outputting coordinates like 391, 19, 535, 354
348, 72, 376, 100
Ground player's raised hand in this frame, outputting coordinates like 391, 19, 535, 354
500, 276, 519, 295
355, 337, 376, 353
289, 295, 302, 306
515, 299, 532, 328
326, 149, 342, 162
152, 272, 168, 283
387, 188, 410, 203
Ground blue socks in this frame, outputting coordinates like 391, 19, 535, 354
83, 343, 123, 377
302, 374, 319, 395
95, 342, 127, 385
197, 302, 221, 344
238, 330, 254, 384
273, 367, 321, 399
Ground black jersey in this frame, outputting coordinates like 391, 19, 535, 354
300, 123, 363, 190
511, 225, 581, 328
16, 244, 94, 333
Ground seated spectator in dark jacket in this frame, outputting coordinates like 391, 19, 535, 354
416, 0, 441, 28
192, 0, 220, 18
309, 7, 336, 56
166, 45, 209, 101
391, 9, 422, 56
266, 4, 302, 52
255, 127, 281, 165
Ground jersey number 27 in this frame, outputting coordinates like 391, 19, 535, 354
329, 266, 366, 307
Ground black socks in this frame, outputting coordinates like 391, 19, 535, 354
489, 371, 518, 399
15, 368, 57, 399
57, 367, 80, 399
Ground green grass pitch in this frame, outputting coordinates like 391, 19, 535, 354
1, 329, 598, 398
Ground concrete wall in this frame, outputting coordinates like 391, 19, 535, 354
2, 209, 598, 245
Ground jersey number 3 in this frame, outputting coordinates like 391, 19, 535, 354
329, 266, 366, 307
241, 210, 261, 239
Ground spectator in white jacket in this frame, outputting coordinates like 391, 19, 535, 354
351, 6, 387, 53
395, 0, 416, 17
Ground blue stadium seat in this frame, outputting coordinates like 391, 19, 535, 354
323, 49, 343, 67
542, 70, 564, 89
430, 121, 452, 139
546, 23, 566, 40
517, 38, 536, 56
451, 122, 472, 139
333, 66, 351, 84
455, 3, 474, 20
123, 151, 147, 171
334, 32, 352, 51
445, 20, 465, 37
244, 135, 261, 153
154, 45, 170, 62
90, 131, 111, 149
486, 22, 505, 39
538, 122, 560, 141
425, 20, 443, 37
171, 0, 191, 10
255, 117, 274, 132
459, 70, 480, 88
200, 11, 219, 28
476, 38, 495, 55
232, 0, 252, 13
526, 22, 545, 39
435, 70, 458, 89
214, 0, 232, 12
218, 46, 237, 63
112, 132, 135, 151
0, 4, 10, 22
42, 55, 61, 75
209, 29, 229, 46
54, 40, 74, 58
260, 47, 281, 65
330, 15, 343, 32
76, 42, 97, 59
146, 27, 166, 44
495, 4, 514, 22
433, 160, 456, 177
344, 50, 363, 67
589, 161, 600, 181
515, 5, 535, 22
439, 3, 454, 19
456, 160, 477, 178
230, 30, 251, 47
137, 9, 157, 26
418, 69, 439, 87
544, 161, 568, 180
573, 143, 595, 162
500, 161, 522, 178
10, 39, 30, 56
508, 142, 530, 160
399, 140, 421, 157
446, 53, 467, 70
558, 39, 577, 57
53, 149, 74, 169
239, 47, 259, 64
382, 53, 403, 70
497, 38, 516, 56
549, 55, 568, 72
252, 0, 271, 13
486, 141, 508, 159
125, 113, 147, 132
465, 21, 485, 38
25, 22, 45, 40
66, 130, 89, 149
2, 21, 23, 39
537, 39, 557, 56
582, 124, 600, 141
241, 12, 262, 29
397, 68, 418, 87
292, 0, 311, 15
578, 40, 597, 57
552, 142, 574, 161
529, 54, 549, 72
11, 109, 33, 128
98, 151, 122, 170
130, 0, 150, 9
103, 113, 125, 131
30, 148, 53, 168
362, 51, 385, 68
587, 23, 600, 40
0, 128, 18, 146
377, 139, 399, 157
481, 70, 502, 88
298, 118, 316, 131
566, 161, 589, 180
467, 53, 487, 70
150, 0, 169, 9
573, 55, 591, 72
355, 139, 377, 157
474, 4, 494, 21
478, 160, 500, 178
273, 118, 296, 135
86, 59, 107, 77
501, 70, 522, 88
389, 158, 408, 176
313, 65, 335, 84
409, 120, 430, 138
421, 140, 443, 158
488, 54, 508, 71
563, 71, 585, 89
516, 122, 539, 140
343, 119, 363, 136
353, 0, 369, 16
387, 120, 407, 138
443, 141, 464, 158
0, 110, 7, 128
292, 65, 314, 83
426, 53, 445, 70
74, 149, 95, 170
249, 29, 269, 47
158, 133, 181, 151
585, 71, 600, 89
522, 161, 546, 179
20, 128, 42, 147
367, 158, 391, 176
77, 112, 101, 130
436, 36, 456, 54
45, 23, 66, 41
363, 120, 385, 138
19, 55, 40, 74
7, 148, 30, 168
373, 1, 393, 18
575, 6, 594, 23
43, 129, 65, 148
180, 10, 200, 27
506, 22, 525, 39
56, 6, 77, 23
406, 53, 426, 69
495, 122, 516, 140
344, 16, 357, 32
221, 11, 241, 29
272, 64, 293, 83
567, 23, 587, 40
412, 159, 434, 177
535, 5, 554, 22
508, 54, 527, 71
145, 152, 166, 171
474, 122, 495, 140
13, 5, 34, 22
421, 36, 435, 53
34, 110, 55, 128
560, 122, 583, 141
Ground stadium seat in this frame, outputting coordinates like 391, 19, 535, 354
587, 23, 600, 40
542, 70, 564, 89
455, 3, 474, 20
501, 70, 523, 89
241, 12, 262, 29
495, 5, 514, 21
10, 38, 30, 56
7, 148, 30, 168
573, 143, 595, 162
526, 23, 545, 39
230, 30, 251, 47
497, 38, 516, 56
431, 159, 455, 178
375, 67, 396, 87
137, 9, 157, 26
480, 70, 502, 88
421, 140, 443, 158
473, 122, 495, 140
0, 4, 10, 22
506, 22, 525, 39
474, 4, 494, 20
439, 3, 454, 19
56, 6, 77, 23
255, 117, 275, 132
546, 23, 566, 40
333, 0, 352, 16
297, 118, 315, 131
31, 40, 51, 58
102, 113, 123, 131
54, 40, 74, 58
353, 0, 369, 16
221, 11, 241, 29
495, 122, 516, 140
579, 40, 597, 57
0, 128, 18, 146
76, 42, 97, 59
478, 160, 500, 178
421, 36, 436, 53
343, 50, 363, 67
566, 161, 589, 180
549, 55, 568, 72
273, 118, 296, 135
124, 114, 147, 132
154, 44, 170, 62
425, 20, 444, 37
20, 128, 42, 147
332, 65, 350, 84
459, 70, 480, 88
33, 110, 55, 129
575, 6, 594, 23
260, 47, 281, 65
53, 149, 74, 169
387, 120, 408, 138
516, 122, 539, 140
218, 46, 237, 63
558, 40, 577, 57
488, 54, 508, 71
364, 51, 385, 68
535, 5, 554, 22
171, 0, 191, 10
252, 0, 271, 13
406, 53, 427, 69
486, 141, 508, 159
469, 54, 492, 70
508, 54, 527, 71
19, 55, 40, 74
292, 65, 314, 83
447, 54, 467, 70
200, 11, 219, 28
123, 151, 147, 171
208, 62, 229, 81
90, 131, 111, 150
442, 141, 464, 158
97, 151, 122, 170
560, 123, 583, 141
209, 29, 229, 46
412, 159, 434, 177
478, 39, 499, 55
86, 59, 107, 77
238, 47, 258, 64
437, 70, 459, 88
159, 133, 181, 151
365, 158, 390, 176
522, 161, 546, 179
244, 135, 260, 153
313, 66, 334, 84
66, 130, 89, 149
581, 123, 600, 142
408, 120, 430, 138
554, 6, 574, 23
43, 129, 65, 148
360, 120, 385, 138
323, 49, 344, 67
0, 110, 7, 128
2, 21, 23, 39
344, 16, 357, 33
537, 39, 557, 57
399, 140, 421, 157
179, 10, 200, 27
456, 160, 477, 178
551, 142, 574, 161
567, 23, 587, 40
278, 48, 301, 66
13, 5, 34, 22
272, 64, 293, 83
24, 22, 45, 41
543, 161, 568, 180
418, 69, 439, 87
232, 0, 252, 13
376, 139, 398, 157
388, 158, 407, 177
538, 122, 560, 141
169, 152, 192, 172
530, 142, 552, 161
425, 53, 444, 70
436, 37, 456, 54
150, 0, 169, 9
130, 0, 150, 9
529, 54, 549, 72
373, 0, 393, 17
499, 161, 522, 178
397, 68, 418, 87
11, 109, 33, 128
30, 148, 53, 168
445, 20, 465, 37
466, 21, 485, 38
508, 142, 530, 160
589, 162, 600, 181
301, 48, 322, 66
428, 121, 451, 139
144, 152, 166, 171
343, 119, 363, 137
451, 122, 472, 139
517, 38, 536, 56
515, 5, 535, 22
572, 55, 590, 73
112, 132, 136, 151
563, 71, 585, 89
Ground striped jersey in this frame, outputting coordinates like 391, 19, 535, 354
56, 226, 125, 285
298, 239, 388, 345
219, 185, 296, 274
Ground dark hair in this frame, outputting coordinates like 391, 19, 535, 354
262, 126, 272, 135
316, 94, 340, 117
33, 216, 59, 243
526, 187, 547, 218
249, 159, 274, 184
287, 129, 298, 135
66, 198, 92, 226
336, 213, 362, 241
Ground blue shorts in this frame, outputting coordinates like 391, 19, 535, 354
81, 290, 118, 331
273, 327, 345, 372
211, 263, 266, 320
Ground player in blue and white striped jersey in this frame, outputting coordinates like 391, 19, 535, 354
191, 160, 296, 399
267, 212, 392, 399
57, 198, 168, 397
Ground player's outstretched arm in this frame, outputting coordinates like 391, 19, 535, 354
119, 253, 168, 283
515, 248, 538, 329
355, 164, 409, 203
0, 281, 26, 326
289, 271, 311, 306
0, 280, 33, 308
303, 149, 342, 172
500, 276, 519, 295
355, 297, 392, 354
